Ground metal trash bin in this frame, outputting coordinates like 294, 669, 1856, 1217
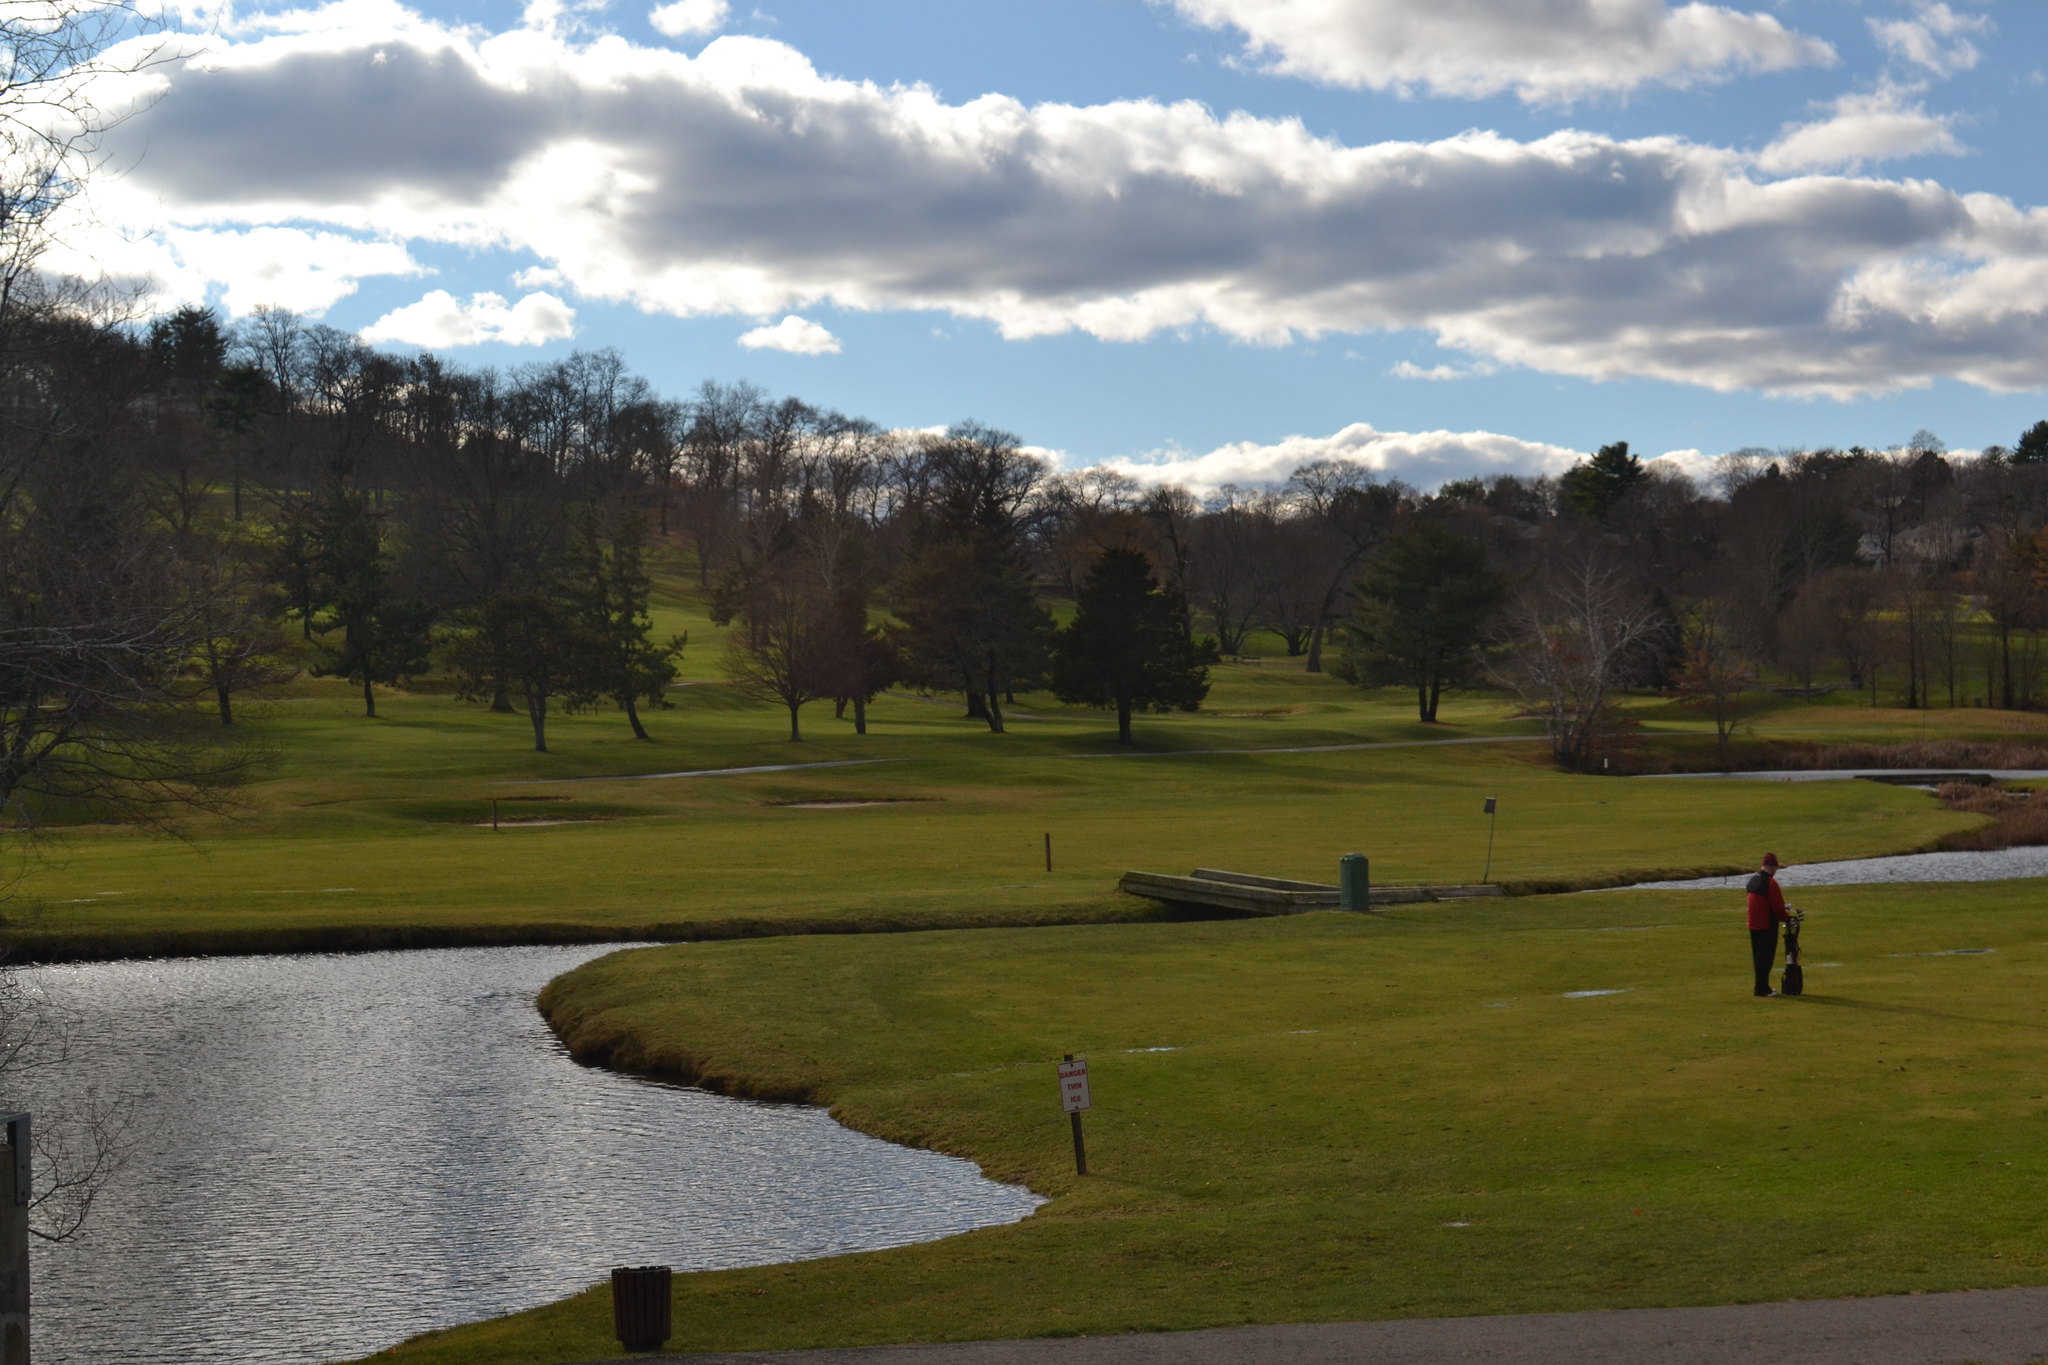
611, 1265, 673, 1352
1339, 853, 1370, 912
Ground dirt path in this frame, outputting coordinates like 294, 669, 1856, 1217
617, 1286, 2048, 1364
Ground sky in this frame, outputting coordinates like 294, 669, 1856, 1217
41, 0, 2048, 490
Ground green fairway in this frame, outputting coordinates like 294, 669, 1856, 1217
8, 663, 1989, 957
364, 881, 2048, 1363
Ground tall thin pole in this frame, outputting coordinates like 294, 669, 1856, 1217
1044, 832, 1052, 873
1065, 1054, 1087, 1176
1482, 797, 1497, 884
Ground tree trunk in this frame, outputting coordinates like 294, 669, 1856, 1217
624, 694, 650, 741
834, 695, 847, 720
1305, 620, 1326, 673
1416, 684, 1430, 723
852, 694, 867, 736
528, 689, 549, 752
1116, 698, 1133, 744
965, 691, 988, 720
362, 672, 376, 719
217, 680, 235, 727
787, 701, 802, 742
2001, 622, 2014, 709
983, 659, 1006, 733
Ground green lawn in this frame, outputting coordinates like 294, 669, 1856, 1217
9, 663, 1990, 957
362, 880, 2048, 1362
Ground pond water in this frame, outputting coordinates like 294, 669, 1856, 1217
1649, 768, 2048, 784
1630, 845, 2048, 889
12, 945, 1043, 1365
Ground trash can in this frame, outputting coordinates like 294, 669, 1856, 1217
1339, 854, 1370, 912
612, 1265, 673, 1352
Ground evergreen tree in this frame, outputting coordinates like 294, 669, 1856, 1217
456, 586, 600, 752
893, 531, 1053, 733
309, 490, 435, 718
2012, 420, 2048, 465
567, 508, 683, 740
1335, 522, 1503, 722
1051, 548, 1218, 744
1560, 441, 1644, 521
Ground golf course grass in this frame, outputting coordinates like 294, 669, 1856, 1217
17, 555, 2048, 1365
3, 657, 1999, 960
360, 879, 2048, 1362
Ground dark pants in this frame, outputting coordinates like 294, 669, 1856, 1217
1750, 926, 1780, 995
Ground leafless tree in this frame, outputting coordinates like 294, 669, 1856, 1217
1671, 596, 1758, 769
0, 972, 129, 1242
1494, 551, 1662, 770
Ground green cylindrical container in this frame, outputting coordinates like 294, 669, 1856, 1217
1339, 853, 1370, 912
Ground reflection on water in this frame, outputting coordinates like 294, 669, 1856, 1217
1630, 844, 2048, 888
13, 945, 1041, 1365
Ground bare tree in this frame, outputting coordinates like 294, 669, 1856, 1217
1494, 551, 1662, 771
1671, 596, 1758, 769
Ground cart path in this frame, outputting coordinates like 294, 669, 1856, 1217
494, 735, 1545, 784
618, 1286, 2048, 1365
1071, 735, 1548, 759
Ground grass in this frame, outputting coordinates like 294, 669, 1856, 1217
20, 535, 2048, 959
360, 880, 2048, 1362
8, 668, 1994, 957
22, 555, 2048, 1361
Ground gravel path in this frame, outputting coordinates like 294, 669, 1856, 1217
616, 1287, 2048, 1364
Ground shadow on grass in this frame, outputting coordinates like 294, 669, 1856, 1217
1790, 993, 2048, 1033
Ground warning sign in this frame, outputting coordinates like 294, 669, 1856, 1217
1057, 1057, 1091, 1113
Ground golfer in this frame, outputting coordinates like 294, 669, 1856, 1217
1745, 853, 1793, 997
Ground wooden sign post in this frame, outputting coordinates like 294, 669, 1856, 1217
1058, 1054, 1090, 1176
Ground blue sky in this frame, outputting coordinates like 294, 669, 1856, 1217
59, 0, 2048, 488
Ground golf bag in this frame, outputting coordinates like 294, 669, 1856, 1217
1781, 908, 1804, 997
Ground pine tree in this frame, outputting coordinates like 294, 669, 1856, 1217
1051, 548, 1218, 744
1560, 441, 1644, 521
1335, 522, 1502, 722
308, 490, 434, 718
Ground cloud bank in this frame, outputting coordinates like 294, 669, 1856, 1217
1100, 422, 1589, 492
62, 8, 2048, 395
1162, 0, 1833, 102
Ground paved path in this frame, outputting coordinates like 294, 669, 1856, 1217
1071, 736, 1548, 759
614, 1288, 2048, 1364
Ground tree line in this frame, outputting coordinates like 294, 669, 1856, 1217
12, 295, 2048, 813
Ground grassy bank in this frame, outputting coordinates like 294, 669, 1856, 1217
12, 540, 2044, 958
9, 680, 1984, 958
359, 880, 2048, 1362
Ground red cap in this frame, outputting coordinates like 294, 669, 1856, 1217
1761, 853, 1780, 868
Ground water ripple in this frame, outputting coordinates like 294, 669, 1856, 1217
11, 945, 1041, 1365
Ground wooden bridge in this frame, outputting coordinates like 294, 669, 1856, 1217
1117, 867, 1504, 916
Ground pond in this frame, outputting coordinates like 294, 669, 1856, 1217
12, 945, 1042, 1365
1630, 845, 2048, 889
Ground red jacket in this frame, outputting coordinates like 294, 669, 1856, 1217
1745, 871, 1789, 930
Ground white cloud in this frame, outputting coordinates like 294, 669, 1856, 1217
359, 289, 576, 346
1871, 2, 1990, 78
1390, 358, 1498, 382
40, 224, 425, 316
1757, 84, 1965, 173
650, 0, 728, 38
57, 14, 2048, 398
1162, 0, 1833, 103
1099, 423, 1587, 493
737, 314, 841, 354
